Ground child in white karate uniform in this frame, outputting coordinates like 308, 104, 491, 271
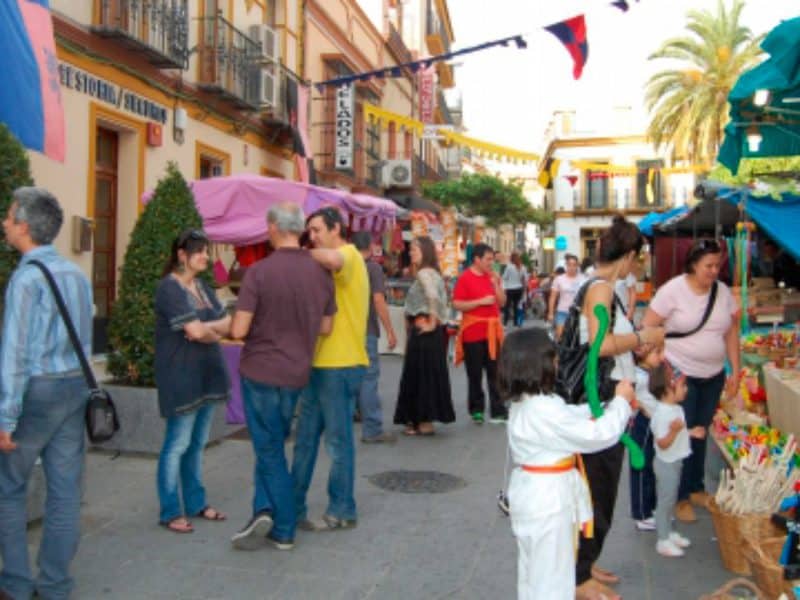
649, 363, 706, 557
499, 328, 636, 600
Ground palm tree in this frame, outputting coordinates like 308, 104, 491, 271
644, 0, 764, 164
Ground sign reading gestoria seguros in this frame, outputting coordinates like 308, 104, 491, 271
335, 84, 355, 171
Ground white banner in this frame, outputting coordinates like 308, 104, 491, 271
335, 84, 355, 170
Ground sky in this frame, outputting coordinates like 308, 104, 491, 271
445, 0, 798, 155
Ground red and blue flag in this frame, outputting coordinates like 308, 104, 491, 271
0, 0, 65, 161
544, 15, 589, 80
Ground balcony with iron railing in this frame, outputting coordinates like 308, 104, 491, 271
425, 0, 451, 55
196, 14, 261, 109
387, 22, 413, 66
92, 0, 189, 69
415, 154, 448, 183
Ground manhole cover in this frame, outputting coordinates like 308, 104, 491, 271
368, 470, 467, 494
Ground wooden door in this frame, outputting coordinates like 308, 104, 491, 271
92, 127, 119, 353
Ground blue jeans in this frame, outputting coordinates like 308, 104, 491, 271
357, 335, 384, 439
292, 366, 365, 522
241, 377, 300, 540
0, 373, 87, 600
156, 403, 215, 523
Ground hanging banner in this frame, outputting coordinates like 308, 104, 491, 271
419, 65, 436, 124
440, 208, 459, 277
335, 83, 355, 170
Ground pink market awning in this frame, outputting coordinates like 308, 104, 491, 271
142, 174, 396, 246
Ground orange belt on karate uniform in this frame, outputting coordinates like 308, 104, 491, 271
521, 455, 594, 539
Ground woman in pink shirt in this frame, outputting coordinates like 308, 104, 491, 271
641, 239, 740, 524
548, 254, 585, 339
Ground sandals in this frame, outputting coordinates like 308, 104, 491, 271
194, 506, 227, 521
403, 424, 418, 436
159, 516, 194, 534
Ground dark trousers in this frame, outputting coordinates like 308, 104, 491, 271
503, 289, 523, 326
678, 370, 725, 500
463, 340, 505, 418
629, 412, 656, 520
576, 442, 625, 585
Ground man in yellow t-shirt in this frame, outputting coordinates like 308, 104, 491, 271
292, 206, 369, 531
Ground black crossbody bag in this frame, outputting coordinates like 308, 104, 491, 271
29, 260, 120, 443
664, 281, 718, 339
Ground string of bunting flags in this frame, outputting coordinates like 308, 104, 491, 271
313, 1, 640, 90
363, 102, 539, 165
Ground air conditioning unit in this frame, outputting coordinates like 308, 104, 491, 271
254, 67, 276, 108
249, 24, 279, 63
382, 159, 413, 188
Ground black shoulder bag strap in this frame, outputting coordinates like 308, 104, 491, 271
28, 260, 98, 390
665, 280, 718, 339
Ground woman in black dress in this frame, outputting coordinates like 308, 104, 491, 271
154, 229, 231, 533
394, 236, 454, 435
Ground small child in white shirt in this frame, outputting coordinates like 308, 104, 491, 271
498, 328, 636, 599
629, 343, 663, 531
649, 363, 706, 557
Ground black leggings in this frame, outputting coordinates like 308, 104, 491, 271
503, 288, 523, 325
576, 442, 625, 585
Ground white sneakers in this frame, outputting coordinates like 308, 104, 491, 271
656, 532, 691, 557
635, 517, 656, 531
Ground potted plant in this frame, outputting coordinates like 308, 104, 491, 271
100, 163, 235, 453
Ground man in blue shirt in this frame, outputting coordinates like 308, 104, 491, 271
0, 187, 93, 600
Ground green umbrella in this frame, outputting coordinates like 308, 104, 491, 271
718, 17, 800, 174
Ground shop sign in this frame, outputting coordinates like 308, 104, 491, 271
418, 66, 436, 124
58, 63, 168, 125
335, 83, 355, 170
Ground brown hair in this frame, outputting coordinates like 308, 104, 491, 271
413, 236, 440, 272
685, 238, 722, 274
596, 215, 643, 264
163, 229, 209, 277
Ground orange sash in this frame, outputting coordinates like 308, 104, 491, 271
521, 455, 594, 539
453, 314, 504, 366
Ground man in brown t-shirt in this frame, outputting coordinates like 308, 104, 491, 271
229, 202, 336, 551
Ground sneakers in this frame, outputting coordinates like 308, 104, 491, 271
362, 432, 397, 444
298, 514, 357, 532
635, 517, 656, 531
669, 531, 691, 548
675, 500, 697, 523
265, 533, 294, 551
656, 538, 685, 557
488, 415, 508, 425
471, 412, 484, 425
689, 491, 712, 508
231, 511, 273, 550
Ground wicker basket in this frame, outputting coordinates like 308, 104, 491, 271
744, 537, 795, 599
709, 499, 750, 575
699, 577, 764, 600
738, 512, 785, 545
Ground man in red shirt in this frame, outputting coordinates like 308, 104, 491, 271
453, 243, 507, 424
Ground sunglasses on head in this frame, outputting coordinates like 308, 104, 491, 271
177, 229, 207, 248
693, 239, 720, 253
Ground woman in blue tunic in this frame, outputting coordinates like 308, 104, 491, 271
154, 229, 231, 533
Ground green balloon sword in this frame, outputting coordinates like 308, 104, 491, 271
584, 303, 644, 470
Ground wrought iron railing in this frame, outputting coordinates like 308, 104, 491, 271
196, 15, 261, 107
425, 1, 451, 54
93, 0, 188, 69
387, 22, 413, 65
